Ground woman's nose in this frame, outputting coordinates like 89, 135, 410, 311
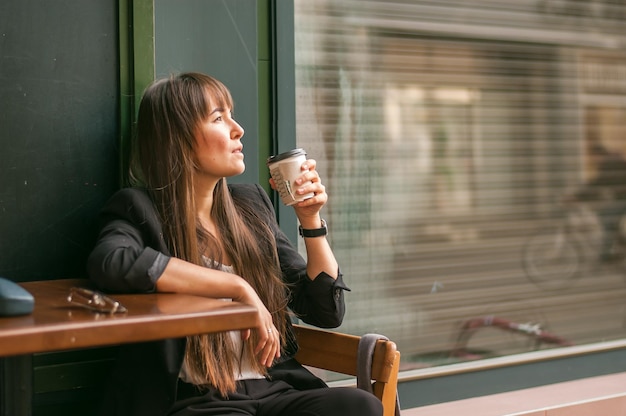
231, 120, 244, 140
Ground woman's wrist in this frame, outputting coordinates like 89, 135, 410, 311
232, 276, 253, 303
299, 219, 327, 238
297, 215, 322, 230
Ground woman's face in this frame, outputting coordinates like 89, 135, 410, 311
193, 100, 245, 182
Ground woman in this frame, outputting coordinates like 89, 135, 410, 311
87, 72, 382, 416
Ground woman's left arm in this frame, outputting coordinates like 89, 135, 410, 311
282, 159, 339, 280
265, 160, 349, 328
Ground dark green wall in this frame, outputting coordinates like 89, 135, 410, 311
152, 0, 299, 238
0, 0, 298, 283
0, 0, 119, 282
154, 0, 261, 185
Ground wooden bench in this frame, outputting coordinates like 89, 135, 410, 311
294, 325, 401, 416
26, 325, 400, 416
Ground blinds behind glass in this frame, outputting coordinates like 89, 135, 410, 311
294, 0, 626, 370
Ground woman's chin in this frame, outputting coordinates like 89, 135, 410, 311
232, 164, 246, 176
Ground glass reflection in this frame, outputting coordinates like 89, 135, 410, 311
294, 0, 626, 373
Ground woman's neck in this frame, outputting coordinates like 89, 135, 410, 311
194, 177, 226, 258
193, 172, 219, 218
195, 186, 216, 232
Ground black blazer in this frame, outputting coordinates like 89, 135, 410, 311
87, 184, 349, 416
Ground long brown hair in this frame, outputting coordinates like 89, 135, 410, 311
132, 72, 288, 396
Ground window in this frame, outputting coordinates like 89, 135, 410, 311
294, 0, 626, 377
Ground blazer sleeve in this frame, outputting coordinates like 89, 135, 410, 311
236, 184, 350, 329
87, 188, 171, 293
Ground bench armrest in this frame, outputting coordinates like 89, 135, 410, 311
293, 324, 401, 416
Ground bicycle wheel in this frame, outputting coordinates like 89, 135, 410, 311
522, 230, 582, 290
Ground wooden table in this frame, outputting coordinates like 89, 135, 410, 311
0, 279, 258, 357
0, 279, 259, 415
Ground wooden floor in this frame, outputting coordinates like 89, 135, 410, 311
402, 372, 626, 415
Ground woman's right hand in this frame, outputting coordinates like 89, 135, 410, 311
236, 283, 281, 367
155, 258, 281, 366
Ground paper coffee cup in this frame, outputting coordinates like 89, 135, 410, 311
267, 148, 315, 206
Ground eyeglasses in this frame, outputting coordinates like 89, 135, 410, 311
67, 287, 127, 314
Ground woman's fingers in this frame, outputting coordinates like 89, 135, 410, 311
292, 159, 327, 210
297, 160, 320, 187
254, 323, 280, 367
239, 284, 281, 367
240, 328, 251, 341
236, 284, 280, 366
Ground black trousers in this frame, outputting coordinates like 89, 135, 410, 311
169, 378, 383, 416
